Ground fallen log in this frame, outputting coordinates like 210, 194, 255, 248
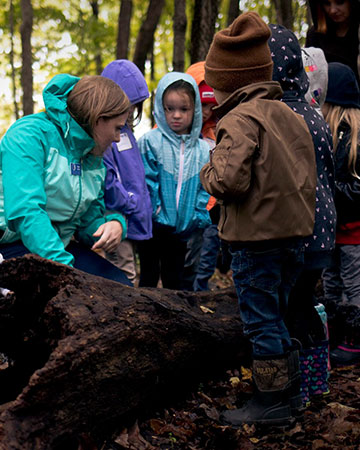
0, 255, 247, 449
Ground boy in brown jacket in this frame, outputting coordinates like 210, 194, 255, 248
200, 12, 317, 426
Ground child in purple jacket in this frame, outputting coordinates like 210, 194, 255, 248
101, 60, 153, 284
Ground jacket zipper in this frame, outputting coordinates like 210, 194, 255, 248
176, 141, 185, 210
69, 158, 83, 222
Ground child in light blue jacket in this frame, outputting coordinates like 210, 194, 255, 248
138, 72, 210, 289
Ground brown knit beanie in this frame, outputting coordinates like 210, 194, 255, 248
205, 12, 273, 92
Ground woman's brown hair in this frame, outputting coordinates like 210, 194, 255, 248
67, 75, 131, 135
316, 2, 328, 34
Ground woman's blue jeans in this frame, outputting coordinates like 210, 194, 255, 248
0, 241, 132, 286
230, 239, 304, 357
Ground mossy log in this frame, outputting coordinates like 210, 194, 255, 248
0, 255, 247, 449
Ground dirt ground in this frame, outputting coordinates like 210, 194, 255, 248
99, 363, 360, 450
94, 270, 360, 450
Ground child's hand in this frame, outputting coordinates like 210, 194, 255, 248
91, 221, 123, 253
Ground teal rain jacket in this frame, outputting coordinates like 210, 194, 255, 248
0, 74, 126, 266
138, 72, 211, 236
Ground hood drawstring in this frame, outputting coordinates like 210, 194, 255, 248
64, 121, 70, 139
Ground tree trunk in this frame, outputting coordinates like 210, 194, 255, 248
0, 255, 247, 449
190, 0, 219, 64
172, 0, 187, 72
9, 0, 19, 121
305, 0, 313, 28
20, 0, 33, 116
116, 0, 133, 60
90, 0, 102, 74
133, 0, 165, 74
227, 0, 240, 26
271, 0, 294, 30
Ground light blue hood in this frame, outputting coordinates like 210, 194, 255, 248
154, 72, 204, 147
139, 72, 211, 235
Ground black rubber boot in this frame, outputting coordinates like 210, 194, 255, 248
221, 355, 294, 427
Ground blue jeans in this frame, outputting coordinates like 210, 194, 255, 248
193, 224, 220, 291
230, 239, 304, 356
0, 241, 133, 286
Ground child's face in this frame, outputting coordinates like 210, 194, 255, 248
163, 89, 194, 135
201, 103, 214, 123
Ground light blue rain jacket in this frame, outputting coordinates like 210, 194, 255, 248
138, 72, 211, 236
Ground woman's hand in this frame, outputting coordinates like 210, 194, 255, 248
91, 220, 123, 253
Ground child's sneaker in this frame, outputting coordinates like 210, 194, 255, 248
330, 343, 360, 367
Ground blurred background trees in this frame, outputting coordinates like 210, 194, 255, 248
0, 0, 312, 134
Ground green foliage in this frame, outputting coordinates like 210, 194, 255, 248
0, 0, 312, 135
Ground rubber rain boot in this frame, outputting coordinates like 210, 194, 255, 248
288, 344, 305, 419
221, 355, 293, 427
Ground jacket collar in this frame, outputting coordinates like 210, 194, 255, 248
214, 81, 283, 118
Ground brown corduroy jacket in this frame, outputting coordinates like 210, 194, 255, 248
200, 81, 317, 243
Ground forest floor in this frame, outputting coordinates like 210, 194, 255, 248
92, 270, 360, 450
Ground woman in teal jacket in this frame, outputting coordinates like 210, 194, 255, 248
0, 73, 132, 285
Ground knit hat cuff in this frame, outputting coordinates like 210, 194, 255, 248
205, 61, 274, 91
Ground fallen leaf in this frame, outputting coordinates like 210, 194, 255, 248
114, 429, 129, 448
241, 366, 252, 380
200, 305, 215, 314
230, 376, 240, 387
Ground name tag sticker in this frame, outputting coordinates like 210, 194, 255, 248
71, 163, 81, 176
116, 133, 132, 152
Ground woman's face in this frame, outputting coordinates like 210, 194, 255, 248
321, 0, 351, 24
91, 112, 129, 155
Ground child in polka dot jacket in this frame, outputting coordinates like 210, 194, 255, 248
269, 24, 336, 408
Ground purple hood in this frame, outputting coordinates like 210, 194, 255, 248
101, 59, 149, 104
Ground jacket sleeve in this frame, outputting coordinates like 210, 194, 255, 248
335, 177, 360, 205
194, 183, 211, 229
1, 126, 75, 265
200, 114, 258, 200
334, 140, 360, 206
139, 134, 160, 216
103, 147, 139, 215
75, 181, 127, 247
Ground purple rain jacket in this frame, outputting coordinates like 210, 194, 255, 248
102, 60, 152, 241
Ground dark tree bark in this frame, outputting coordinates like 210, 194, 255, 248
271, 0, 294, 30
172, 0, 187, 72
0, 255, 247, 449
9, 0, 19, 120
149, 39, 156, 128
116, 0, 133, 60
20, 0, 33, 116
133, 0, 165, 74
190, 0, 219, 64
227, 0, 240, 26
305, 0, 313, 28
90, 0, 102, 74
